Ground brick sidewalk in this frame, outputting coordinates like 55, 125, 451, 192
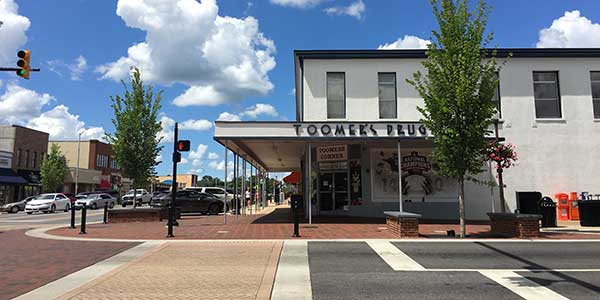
0, 229, 138, 300
48, 206, 600, 240
57, 241, 282, 300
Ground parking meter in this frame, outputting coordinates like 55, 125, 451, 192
291, 196, 301, 237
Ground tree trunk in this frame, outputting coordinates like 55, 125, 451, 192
497, 168, 506, 213
458, 177, 466, 238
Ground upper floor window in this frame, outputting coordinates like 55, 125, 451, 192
110, 158, 119, 169
591, 71, 600, 119
378, 73, 397, 119
533, 71, 561, 119
25, 150, 30, 168
33, 152, 37, 169
96, 154, 108, 168
327, 72, 345, 119
17, 149, 22, 167
491, 72, 501, 118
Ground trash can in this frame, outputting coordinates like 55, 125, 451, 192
516, 191, 542, 214
538, 197, 557, 228
578, 200, 600, 226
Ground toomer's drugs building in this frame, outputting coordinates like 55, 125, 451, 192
214, 49, 600, 221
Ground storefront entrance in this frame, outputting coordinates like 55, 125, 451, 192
319, 171, 349, 214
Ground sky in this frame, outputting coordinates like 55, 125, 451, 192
1, 0, 600, 180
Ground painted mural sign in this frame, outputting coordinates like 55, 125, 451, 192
371, 149, 457, 203
293, 123, 430, 138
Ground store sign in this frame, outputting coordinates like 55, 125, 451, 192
293, 122, 429, 138
317, 145, 347, 162
319, 161, 348, 170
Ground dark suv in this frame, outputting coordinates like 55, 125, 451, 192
150, 190, 225, 215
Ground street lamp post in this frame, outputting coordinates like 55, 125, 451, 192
75, 131, 83, 194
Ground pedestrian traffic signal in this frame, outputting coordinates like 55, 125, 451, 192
177, 140, 190, 152
16, 50, 30, 79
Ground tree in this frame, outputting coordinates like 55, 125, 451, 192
40, 143, 68, 193
407, 0, 502, 237
106, 68, 163, 207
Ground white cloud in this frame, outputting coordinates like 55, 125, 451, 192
216, 112, 241, 121
0, 0, 30, 66
188, 144, 208, 160
180, 157, 189, 164
0, 83, 54, 124
155, 153, 162, 163
378, 35, 431, 49
27, 105, 106, 141
97, 0, 276, 107
240, 103, 278, 118
180, 119, 212, 131
188, 167, 204, 174
158, 114, 175, 143
48, 55, 88, 80
537, 10, 600, 48
208, 152, 219, 160
208, 159, 234, 171
324, 0, 364, 20
270, 0, 327, 8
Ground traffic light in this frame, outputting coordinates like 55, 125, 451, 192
16, 50, 30, 79
177, 140, 190, 152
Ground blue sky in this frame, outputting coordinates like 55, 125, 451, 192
1, 0, 600, 179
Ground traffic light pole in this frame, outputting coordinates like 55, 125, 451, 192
167, 123, 179, 238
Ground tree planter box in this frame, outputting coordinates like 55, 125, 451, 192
384, 211, 421, 238
108, 208, 181, 223
487, 212, 541, 238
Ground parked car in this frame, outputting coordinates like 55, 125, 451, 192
185, 187, 235, 208
79, 190, 121, 202
25, 193, 71, 214
151, 190, 225, 214
150, 190, 168, 201
75, 193, 117, 209
121, 189, 151, 207
1, 196, 35, 213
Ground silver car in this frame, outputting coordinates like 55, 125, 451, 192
75, 193, 117, 210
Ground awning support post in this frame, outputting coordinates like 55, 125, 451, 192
397, 140, 403, 213
308, 142, 312, 225
223, 147, 228, 225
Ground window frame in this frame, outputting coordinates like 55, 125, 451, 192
591, 71, 600, 119
326, 72, 346, 119
378, 72, 398, 119
491, 72, 502, 119
532, 71, 562, 119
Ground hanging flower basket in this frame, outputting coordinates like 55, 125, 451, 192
485, 141, 518, 171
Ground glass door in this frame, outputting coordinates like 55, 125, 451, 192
319, 171, 349, 213
333, 171, 348, 211
319, 173, 334, 211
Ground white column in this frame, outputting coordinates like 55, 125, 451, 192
307, 142, 312, 224
397, 140, 403, 213
223, 147, 228, 224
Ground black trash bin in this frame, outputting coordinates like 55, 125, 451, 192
538, 197, 557, 228
578, 200, 600, 226
516, 191, 542, 214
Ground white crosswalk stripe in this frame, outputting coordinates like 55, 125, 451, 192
367, 240, 426, 271
479, 270, 570, 300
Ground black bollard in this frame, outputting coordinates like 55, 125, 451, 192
70, 202, 76, 229
80, 203, 87, 234
103, 202, 108, 224
292, 197, 300, 237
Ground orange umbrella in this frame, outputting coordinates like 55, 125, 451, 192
283, 171, 301, 184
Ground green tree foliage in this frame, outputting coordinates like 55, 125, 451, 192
407, 0, 502, 237
40, 143, 68, 193
106, 68, 163, 193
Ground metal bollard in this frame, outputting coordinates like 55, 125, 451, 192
103, 202, 108, 224
79, 203, 87, 234
70, 202, 76, 229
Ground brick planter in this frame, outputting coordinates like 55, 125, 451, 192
108, 208, 181, 223
487, 212, 541, 238
384, 211, 421, 238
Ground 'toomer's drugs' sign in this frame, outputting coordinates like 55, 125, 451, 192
317, 145, 347, 162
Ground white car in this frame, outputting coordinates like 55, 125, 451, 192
75, 193, 117, 210
121, 189, 151, 207
25, 193, 71, 214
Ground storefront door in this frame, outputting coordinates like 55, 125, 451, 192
319, 171, 348, 213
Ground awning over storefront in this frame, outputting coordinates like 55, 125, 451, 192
17, 170, 41, 185
0, 168, 27, 185
283, 171, 301, 184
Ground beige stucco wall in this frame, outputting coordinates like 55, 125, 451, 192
50, 141, 90, 169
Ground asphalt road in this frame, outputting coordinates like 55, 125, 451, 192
0, 206, 123, 230
308, 241, 600, 300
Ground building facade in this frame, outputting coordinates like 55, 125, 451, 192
50, 140, 124, 194
214, 49, 600, 221
155, 174, 198, 190
0, 125, 48, 205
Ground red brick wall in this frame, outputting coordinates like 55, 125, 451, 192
488, 214, 540, 238
386, 216, 419, 238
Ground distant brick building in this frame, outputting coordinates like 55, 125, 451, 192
155, 174, 198, 190
0, 125, 49, 205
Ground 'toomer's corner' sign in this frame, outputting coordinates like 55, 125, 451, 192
293, 122, 430, 138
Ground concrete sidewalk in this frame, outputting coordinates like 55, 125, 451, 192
53, 241, 282, 300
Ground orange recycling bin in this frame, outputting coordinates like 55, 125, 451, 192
555, 193, 570, 221
569, 192, 580, 221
